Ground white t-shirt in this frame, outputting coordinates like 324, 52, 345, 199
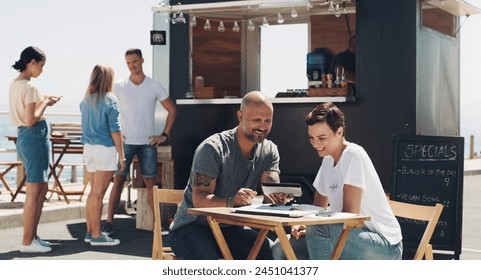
114, 76, 169, 145
313, 142, 402, 245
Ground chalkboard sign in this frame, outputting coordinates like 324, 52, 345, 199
391, 135, 464, 259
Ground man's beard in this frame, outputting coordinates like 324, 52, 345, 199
243, 125, 267, 143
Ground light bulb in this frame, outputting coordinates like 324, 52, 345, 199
262, 17, 269, 28
328, 1, 334, 14
335, 3, 341, 17
190, 16, 197, 27
291, 7, 298, 18
247, 20, 255, 31
204, 19, 211, 31
218, 21, 225, 32
232, 21, 240, 32
177, 12, 186, 24
171, 13, 177, 24
277, 13, 285, 24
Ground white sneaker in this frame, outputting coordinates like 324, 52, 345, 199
20, 239, 52, 253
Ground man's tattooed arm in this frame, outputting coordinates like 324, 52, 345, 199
193, 172, 214, 187
192, 172, 225, 207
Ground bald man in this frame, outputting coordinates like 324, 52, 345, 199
169, 91, 282, 260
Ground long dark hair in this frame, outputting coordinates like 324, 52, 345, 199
305, 102, 345, 136
11, 46, 46, 72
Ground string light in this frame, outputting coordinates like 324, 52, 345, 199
232, 21, 240, 32
291, 7, 298, 18
171, 13, 178, 24
156, 1, 351, 34
218, 21, 225, 32
277, 13, 285, 24
328, 1, 335, 14
204, 19, 211, 31
247, 20, 255, 31
177, 12, 186, 23
335, 2, 341, 17
262, 17, 269, 28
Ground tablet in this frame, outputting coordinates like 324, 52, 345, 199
261, 182, 302, 197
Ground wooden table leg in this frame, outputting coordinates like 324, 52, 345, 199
48, 164, 70, 204
11, 175, 26, 202
330, 224, 352, 260
207, 216, 233, 260
246, 228, 269, 260
274, 226, 297, 260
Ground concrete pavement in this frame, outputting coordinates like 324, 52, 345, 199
1, 159, 481, 260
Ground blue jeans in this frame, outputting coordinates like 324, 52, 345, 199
17, 120, 49, 183
117, 144, 157, 178
306, 223, 402, 260
169, 223, 273, 260
272, 235, 310, 260
273, 224, 402, 260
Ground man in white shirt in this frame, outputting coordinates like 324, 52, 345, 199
103, 48, 176, 235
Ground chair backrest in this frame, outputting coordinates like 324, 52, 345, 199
388, 199, 444, 260
49, 123, 84, 162
152, 186, 184, 260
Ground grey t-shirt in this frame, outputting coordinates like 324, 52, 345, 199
170, 127, 280, 231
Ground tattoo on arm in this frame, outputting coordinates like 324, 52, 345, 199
194, 172, 214, 187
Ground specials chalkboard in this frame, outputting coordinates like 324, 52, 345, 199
391, 135, 464, 259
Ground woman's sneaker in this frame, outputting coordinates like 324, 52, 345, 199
90, 234, 120, 246
101, 222, 114, 236
34, 236, 51, 247
84, 233, 92, 243
20, 239, 52, 253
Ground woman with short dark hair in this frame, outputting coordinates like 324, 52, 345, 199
274, 102, 403, 260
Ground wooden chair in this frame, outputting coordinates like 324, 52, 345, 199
0, 161, 23, 199
388, 199, 444, 260
48, 123, 88, 202
152, 186, 183, 260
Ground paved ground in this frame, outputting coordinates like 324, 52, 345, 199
1, 159, 481, 260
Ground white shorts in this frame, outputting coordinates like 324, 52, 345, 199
83, 144, 118, 172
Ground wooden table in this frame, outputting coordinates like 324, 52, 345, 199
48, 136, 86, 204
188, 207, 370, 260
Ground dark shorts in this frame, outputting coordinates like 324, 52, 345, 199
116, 144, 157, 178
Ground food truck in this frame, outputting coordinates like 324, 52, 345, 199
150, 0, 480, 195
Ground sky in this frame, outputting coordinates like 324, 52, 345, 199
0, 0, 481, 147
0, 0, 155, 113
